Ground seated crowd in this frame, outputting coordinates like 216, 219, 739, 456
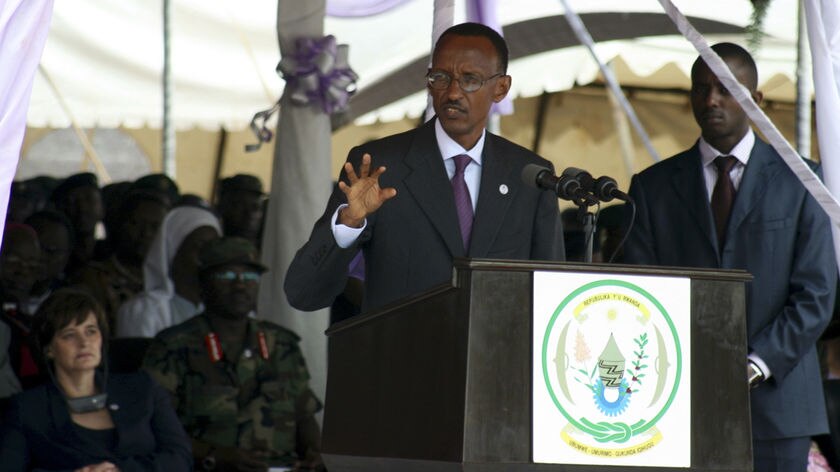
4, 170, 838, 471
0, 172, 323, 471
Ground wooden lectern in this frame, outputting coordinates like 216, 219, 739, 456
322, 258, 752, 471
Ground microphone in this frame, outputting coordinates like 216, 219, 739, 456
522, 165, 631, 204
561, 167, 594, 189
520, 163, 555, 192
562, 167, 631, 203
521, 164, 589, 202
592, 175, 631, 202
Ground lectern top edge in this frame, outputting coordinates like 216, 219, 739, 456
325, 258, 751, 337
453, 257, 753, 282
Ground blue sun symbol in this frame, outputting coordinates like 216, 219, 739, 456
592, 378, 632, 416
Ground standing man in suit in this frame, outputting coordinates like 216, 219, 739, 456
624, 42, 837, 471
285, 22, 563, 314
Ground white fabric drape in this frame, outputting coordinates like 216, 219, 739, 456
259, 0, 330, 413
804, 0, 840, 272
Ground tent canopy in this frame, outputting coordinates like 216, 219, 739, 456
28, 0, 801, 130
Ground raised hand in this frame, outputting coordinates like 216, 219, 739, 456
337, 153, 397, 228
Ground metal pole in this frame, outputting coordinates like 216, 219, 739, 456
559, 0, 660, 163
795, 0, 812, 158
38, 65, 112, 183
581, 208, 595, 263
531, 91, 550, 154
162, 0, 176, 178
606, 63, 638, 179
210, 128, 228, 205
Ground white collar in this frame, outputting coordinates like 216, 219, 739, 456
434, 118, 485, 164
699, 129, 755, 168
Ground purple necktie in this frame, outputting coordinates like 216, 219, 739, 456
711, 155, 738, 250
452, 154, 474, 251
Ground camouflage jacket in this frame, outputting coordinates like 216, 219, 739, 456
142, 313, 322, 465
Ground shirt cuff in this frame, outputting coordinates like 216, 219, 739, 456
331, 204, 366, 249
748, 353, 772, 379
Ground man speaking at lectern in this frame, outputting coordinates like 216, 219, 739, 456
285, 23, 562, 314
623, 43, 836, 471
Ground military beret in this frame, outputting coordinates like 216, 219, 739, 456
198, 236, 267, 274
131, 173, 180, 205
25, 176, 61, 197
11, 181, 35, 198
50, 172, 99, 203
219, 174, 265, 196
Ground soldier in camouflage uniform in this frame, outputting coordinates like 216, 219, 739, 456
143, 237, 324, 472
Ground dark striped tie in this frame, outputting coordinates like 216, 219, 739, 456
452, 154, 474, 252
711, 155, 737, 250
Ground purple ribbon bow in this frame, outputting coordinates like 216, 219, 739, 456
277, 35, 358, 114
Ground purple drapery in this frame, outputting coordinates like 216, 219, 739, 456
277, 35, 358, 114
0, 0, 53, 245
326, 0, 413, 17
466, 0, 513, 115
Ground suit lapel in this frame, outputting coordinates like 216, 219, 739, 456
469, 134, 516, 257
670, 145, 718, 254
402, 120, 465, 257
724, 139, 781, 245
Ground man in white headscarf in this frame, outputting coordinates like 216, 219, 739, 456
116, 206, 221, 338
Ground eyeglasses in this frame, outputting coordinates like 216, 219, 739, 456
426, 71, 504, 93
212, 271, 261, 283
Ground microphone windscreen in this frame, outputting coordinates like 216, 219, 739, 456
594, 176, 618, 201
521, 163, 550, 187
562, 167, 594, 188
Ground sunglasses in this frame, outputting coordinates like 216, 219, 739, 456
212, 271, 261, 283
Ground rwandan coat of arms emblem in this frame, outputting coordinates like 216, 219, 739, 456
537, 277, 688, 463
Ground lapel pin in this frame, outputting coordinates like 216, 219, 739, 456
499, 184, 509, 195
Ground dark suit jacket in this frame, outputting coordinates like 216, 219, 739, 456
624, 138, 837, 440
285, 118, 563, 313
0, 371, 191, 471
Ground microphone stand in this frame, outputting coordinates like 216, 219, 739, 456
533, 170, 601, 262
574, 195, 599, 263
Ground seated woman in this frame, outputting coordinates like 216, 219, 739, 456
0, 288, 191, 471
